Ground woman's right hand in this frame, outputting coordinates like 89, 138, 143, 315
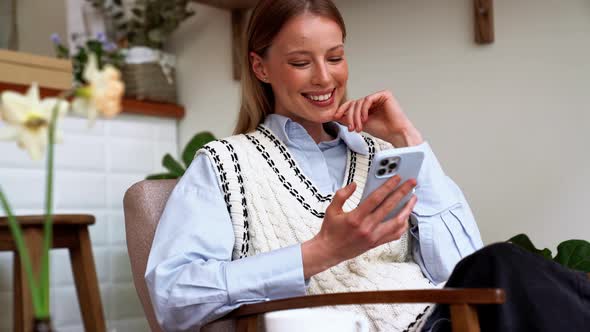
301, 176, 418, 279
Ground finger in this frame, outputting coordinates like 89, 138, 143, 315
375, 195, 416, 244
335, 100, 354, 120
353, 99, 363, 132
360, 97, 369, 123
369, 179, 417, 225
355, 175, 401, 217
327, 182, 357, 215
346, 101, 355, 131
361, 94, 376, 120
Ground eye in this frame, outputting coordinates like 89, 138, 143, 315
328, 57, 343, 63
290, 62, 310, 68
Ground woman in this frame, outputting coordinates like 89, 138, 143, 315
146, 1, 589, 331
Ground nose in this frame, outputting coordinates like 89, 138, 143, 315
311, 61, 331, 87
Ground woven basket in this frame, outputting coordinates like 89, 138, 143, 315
121, 62, 177, 103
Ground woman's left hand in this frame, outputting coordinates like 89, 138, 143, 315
334, 90, 423, 147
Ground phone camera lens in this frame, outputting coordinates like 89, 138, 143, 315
380, 159, 389, 167
377, 169, 386, 176
389, 162, 397, 170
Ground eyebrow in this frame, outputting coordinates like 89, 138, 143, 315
285, 44, 344, 56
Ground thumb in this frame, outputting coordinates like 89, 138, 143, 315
330, 182, 357, 212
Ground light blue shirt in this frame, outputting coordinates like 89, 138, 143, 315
145, 114, 483, 331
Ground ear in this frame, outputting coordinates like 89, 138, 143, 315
250, 51, 270, 83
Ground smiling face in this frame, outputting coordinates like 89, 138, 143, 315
251, 13, 348, 128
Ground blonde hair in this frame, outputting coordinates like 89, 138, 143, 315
233, 0, 347, 134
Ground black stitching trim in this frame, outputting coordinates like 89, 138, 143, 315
346, 151, 357, 185
203, 143, 250, 259
345, 135, 375, 186
245, 134, 325, 219
402, 305, 431, 332
256, 125, 333, 202
202, 145, 232, 215
362, 135, 376, 169
219, 139, 251, 259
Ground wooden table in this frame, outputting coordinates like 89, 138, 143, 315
0, 214, 105, 332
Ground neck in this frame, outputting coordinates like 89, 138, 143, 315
303, 122, 334, 143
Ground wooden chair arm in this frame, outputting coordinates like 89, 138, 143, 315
231, 288, 504, 317
231, 288, 504, 332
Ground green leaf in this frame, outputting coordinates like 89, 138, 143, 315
553, 240, 590, 272
182, 132, 216, 167
162, 154, 185, 177
507, 233, 553, 260
145, 172, 178, 180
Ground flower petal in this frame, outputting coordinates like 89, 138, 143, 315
54, 130, 64, 144
86, 105, 99, 127
26, 83, 41, 103
40, 98, 70, 120
71, 97, 89, 115
0, 91, 30, 124
83, 54, 99, 83
0, 125, 19, 141
18, 127, 47, 161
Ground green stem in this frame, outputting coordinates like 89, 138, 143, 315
0, 189, 43, 314
39, 97, 67, 318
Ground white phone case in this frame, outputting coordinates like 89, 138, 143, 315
360, 146, 424, 222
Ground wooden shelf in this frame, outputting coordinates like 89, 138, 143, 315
0, 82, 185, 119
191, 0, 258, 9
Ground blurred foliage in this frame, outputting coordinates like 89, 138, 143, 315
146, 131, 216, 180
508, 234, 590, 273
52, 33, 126, 86
87, 0, 195, 50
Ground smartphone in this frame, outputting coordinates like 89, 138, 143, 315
360, 146, 424, 222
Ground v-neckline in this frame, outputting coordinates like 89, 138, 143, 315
254, 124, 373, 202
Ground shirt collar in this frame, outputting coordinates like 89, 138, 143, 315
263, 114, 369, 155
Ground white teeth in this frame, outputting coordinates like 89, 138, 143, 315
305, 91, 333, 102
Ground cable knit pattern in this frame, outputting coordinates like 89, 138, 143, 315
197, 126, 434, 331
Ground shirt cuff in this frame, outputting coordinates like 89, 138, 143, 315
413, 141, 459, 216
225, 244, 307, 304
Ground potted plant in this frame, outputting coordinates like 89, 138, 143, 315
87, 0, 195, 103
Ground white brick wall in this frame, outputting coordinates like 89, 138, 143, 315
0, 113, 179, 331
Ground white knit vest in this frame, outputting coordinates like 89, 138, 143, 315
197, 125, 435, 331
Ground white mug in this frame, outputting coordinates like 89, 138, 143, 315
263, 308, 369, 332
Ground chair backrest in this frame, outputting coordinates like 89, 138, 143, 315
123, 179, 237, 332
123, 179, 177, 332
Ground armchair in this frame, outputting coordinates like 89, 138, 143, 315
123, 179, 504, 332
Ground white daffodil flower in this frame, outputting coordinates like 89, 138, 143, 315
0, 83, 69, 160
72, 54, 124, 126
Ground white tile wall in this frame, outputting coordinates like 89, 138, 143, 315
0, 113, 178, 331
